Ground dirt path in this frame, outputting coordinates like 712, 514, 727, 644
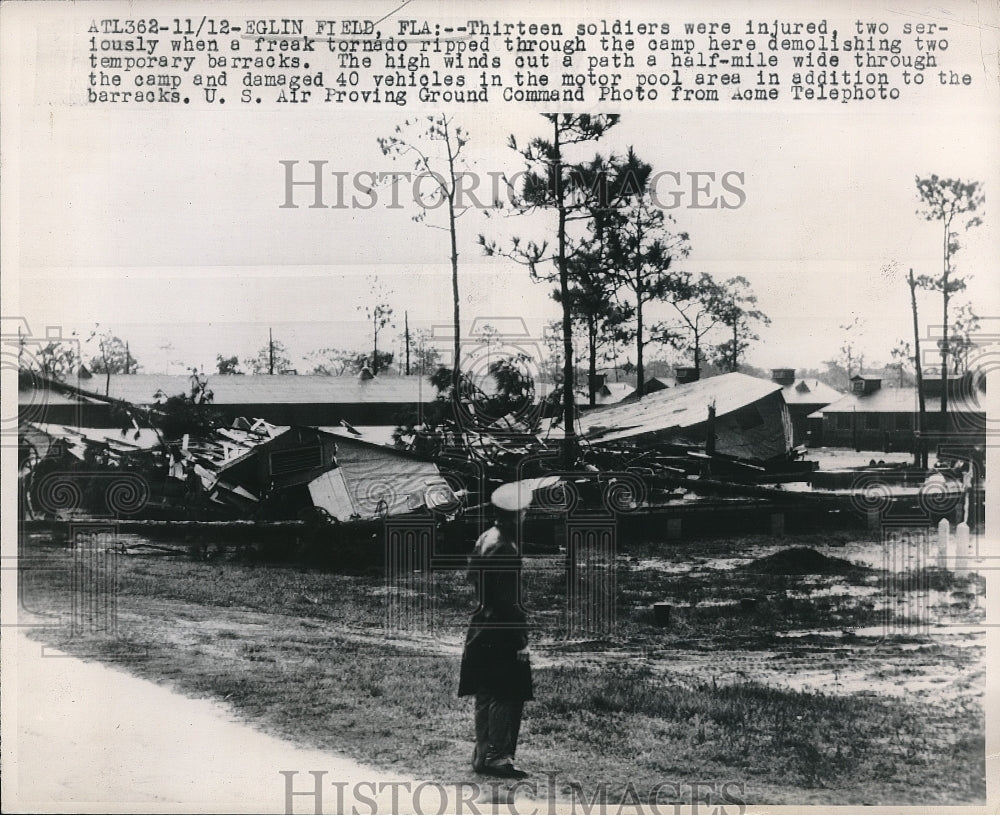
124, 592, 986, 707
5, 628, 508, 814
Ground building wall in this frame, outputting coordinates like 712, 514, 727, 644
22, 398, 434, 428
786, 403, 826, 447
713, 391, 792, 461
819, 411, 984, 452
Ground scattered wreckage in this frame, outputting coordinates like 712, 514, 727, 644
17, 372, 980, 546
20, 419, 461, 525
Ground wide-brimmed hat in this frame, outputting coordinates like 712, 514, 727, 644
490, 476, 560, 512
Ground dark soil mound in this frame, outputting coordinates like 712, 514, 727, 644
741, 547, 860, 575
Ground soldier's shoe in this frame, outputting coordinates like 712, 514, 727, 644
483, 759, 528, 779
472, 744, 487, 774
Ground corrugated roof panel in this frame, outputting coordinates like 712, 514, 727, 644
581, 372, 783, 443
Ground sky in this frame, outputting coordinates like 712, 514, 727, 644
5, 0, 999, 377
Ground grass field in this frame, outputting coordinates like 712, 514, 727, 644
18, 527, 986, 806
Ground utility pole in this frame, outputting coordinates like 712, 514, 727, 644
908, 269, 928, 468
268, 328, 274, 375
405, 311, 411, 375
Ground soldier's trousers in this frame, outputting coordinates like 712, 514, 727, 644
473, 691, 524, 768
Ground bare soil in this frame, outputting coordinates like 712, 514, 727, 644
17, 526, 986, 807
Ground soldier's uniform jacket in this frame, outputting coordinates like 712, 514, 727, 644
458, 525, 533, 701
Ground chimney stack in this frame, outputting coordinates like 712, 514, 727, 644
771, 368, 796, 386
851, 375, 881, 395
675, 367, 700, 385
589, 372, 607, 391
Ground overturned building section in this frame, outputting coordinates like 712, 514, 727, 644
580, 372, 794, 463
21, 419, 458, 524
306, 434, 459, 522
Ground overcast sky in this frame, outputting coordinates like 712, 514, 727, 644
6, 0, 999, 377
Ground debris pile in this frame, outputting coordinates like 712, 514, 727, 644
741, 547, 860, 576
20, 419, 459, 524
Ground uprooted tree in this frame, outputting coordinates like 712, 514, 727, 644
152, 370, 222, 439
391, 355, 538, 459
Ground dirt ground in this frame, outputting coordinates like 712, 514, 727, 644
5, 627, 434, 814
10, 526, 989, 809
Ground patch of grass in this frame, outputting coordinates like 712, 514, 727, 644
883, 567, 982, 594
532, 664, 978, 791
18, 540, 986, 805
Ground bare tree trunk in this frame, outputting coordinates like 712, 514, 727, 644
940, 215, 951, 423
449, 178, 461, 396
102, 340, 110, 395
941, 284, 949, 419
635, 298, 644, 397
554, 122, 576, 468
909, 269, 927, 468
588, 319, 598, 407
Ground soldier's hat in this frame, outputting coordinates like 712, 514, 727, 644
490, 476, 560, 512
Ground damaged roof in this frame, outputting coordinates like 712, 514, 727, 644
581, 372, 783, 444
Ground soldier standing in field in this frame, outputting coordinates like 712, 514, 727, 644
458, 483, 533, 779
